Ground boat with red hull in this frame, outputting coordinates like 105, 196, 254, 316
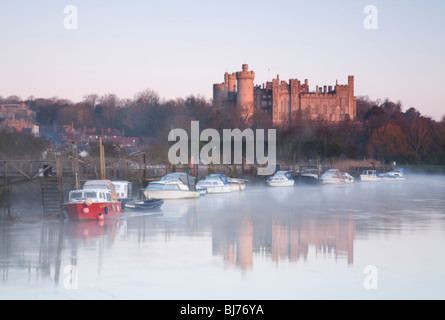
64, 180, 123, 220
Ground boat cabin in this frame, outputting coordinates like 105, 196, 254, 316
198, 174, 229, 187
147, 172, 197, 191
362, 170, 378, 176
273, 171, 293, 179
68, 188, 112, 203
322, 169, 342, 179
81, 180, 119, 201
112, 181, 133, 200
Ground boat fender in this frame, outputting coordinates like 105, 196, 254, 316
105, 206, 108, 215
83, 207, 89, 214
85, 199, 92, 206
97, 213, 104, 220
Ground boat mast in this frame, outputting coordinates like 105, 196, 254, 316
100, 137, 106, 180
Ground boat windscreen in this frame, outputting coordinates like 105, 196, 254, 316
208, 174, 228, 184
84, 191, 97, 198
70, 191, 84, 200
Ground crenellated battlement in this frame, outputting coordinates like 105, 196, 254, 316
236, 64, 255, 80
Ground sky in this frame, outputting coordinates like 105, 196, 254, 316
0, 0, 444, 120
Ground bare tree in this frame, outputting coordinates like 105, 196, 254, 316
134, 88, 159, 107
435, 116, 445, 162
99, 93, 119, 109
405, 110, 433, 162
83, 93, 99, 108
4, 95, 21, 103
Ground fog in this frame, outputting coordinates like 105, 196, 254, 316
1, 174, 444, 299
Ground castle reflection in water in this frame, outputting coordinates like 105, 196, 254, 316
212, 216, 355, 272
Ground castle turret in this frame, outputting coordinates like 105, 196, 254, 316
228, 73, 236, 93
348, 75, 356, 120
236, 64, 255, 122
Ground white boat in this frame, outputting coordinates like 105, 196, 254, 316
266, 171, 295, 187
197, 174, 233, 194
360, 170, 381, 182
111, 180, 133, 203
141, 172, 200, 200
342, 172, 355, 183
321, 169, 345, 184
380, 168, 407, 181
227, 178, 247, 191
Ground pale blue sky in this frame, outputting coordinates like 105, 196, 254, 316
0, 0, 444, 119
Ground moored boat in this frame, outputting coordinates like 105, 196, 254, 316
321, 169, 345, 184
379, 168, 407, 181
266, 171, 295, 187
296, 168, 322, 185
197, 174, 233, 194
112, 180, 133, 204
141, 172, 200, 200
360, 170, 381, 182
123, 198, 164, 211
227, 178, 247, 191
64, 180, 123, 220
342, 172, 355, 183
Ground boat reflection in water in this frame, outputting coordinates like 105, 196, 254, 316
66, 218, 125, 241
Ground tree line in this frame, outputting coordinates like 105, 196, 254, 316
1, 91, 444, 165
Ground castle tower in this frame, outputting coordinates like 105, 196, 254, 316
213, 82, 227, 109
348, 75, 356, 120
236, 64, 255, 122
213, 72, 238, 110
228, 73, 236, 93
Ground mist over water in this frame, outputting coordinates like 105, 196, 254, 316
1, 174, 444, 300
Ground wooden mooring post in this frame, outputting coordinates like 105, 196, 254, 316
1, 161, 10, 219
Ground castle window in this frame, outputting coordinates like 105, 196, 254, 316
323, 106, 327, 114
314, 106, 319, 114
331, 106, 336, 114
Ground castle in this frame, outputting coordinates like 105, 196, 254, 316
213, 64, 357, 126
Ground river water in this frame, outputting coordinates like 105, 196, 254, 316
1, 174, 444, 300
